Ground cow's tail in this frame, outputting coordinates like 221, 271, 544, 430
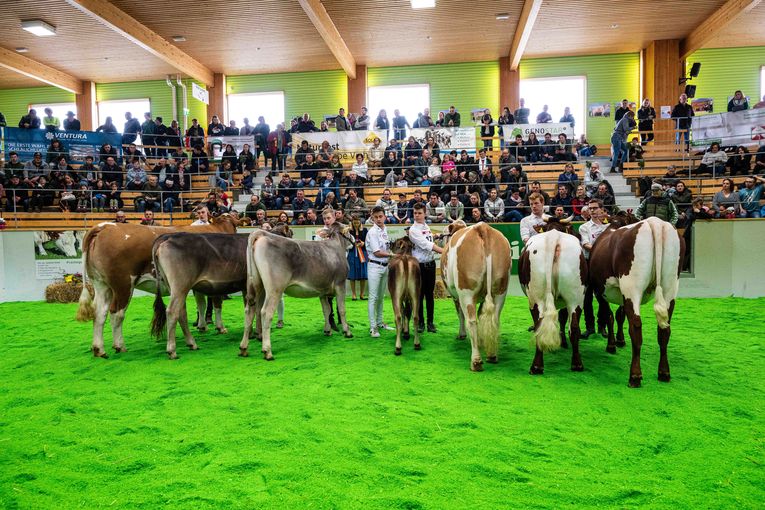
245, 231, 262, 306
651, 220, 670, 328
477, 253, 499, 355
150, 241, 167, 338
536, 233, 561, 353
75, 229, 97, 322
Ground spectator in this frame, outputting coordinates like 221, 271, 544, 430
394, 192, 410, 224
614, 99, 631, 122
3, 175, 29, 212
63, 111, 80, 131
637, 99, 656, 145
327, 153, 344, 180
107, 183, 123, 211
0, 111, 5, 127
92, 179, 108, 212
375, 188, 398, 224
166, 120, 183, 152
189, 145, 209, 175
294, 140, 314, 166
317, 170, 340, 208
406, 150, 429, 185
671, 181, 693, 210
571, 185, 588, 220
123, 143, 146, 165
425, 191, 445, 224
305, 208, 321, 226
671, 94, 694, 148
36, 175, 59, 211
254, 116, 271, 167
497, 148, 516, 179
215, 160, 235, 191
375, 110, 390, 137
550, 184, 573, 214
503, 164, 528, 196
738, 175, 765, 218
483, 188, 504, 222
520, 192, 547, 244
335, 108, 350, 131
514, 98, 530, 124
42, 108, 59, 132
368, 137, 384, 168
4, 151, 25, 179
343, 171, 365, 198
115, 210, 128, 223
427, 156, 442, 184
122, 112, 141, 145
628, 137, 645, 162
523, 181, 550, 211
576, 134, 596, 157
727, 90, 749, 112
711, 178, 742, 217
593, 182, 616, 213
560, 106, 575, 128
100, 157, 123, 189
240, 117, 254, 137
403, 136, 422, 168
136, 175, 162, 213
536, 105, 552, 123
186, 118, 205, 149
413, 108, 434, 128
98, 143, 118, 165
343, 188, 367, 218
385, 138, 403, 160
540, 132, 556, 163
208, 115, 225, 137
525, 132, 541, 163
441, 153, 456, 175
296, 113, 317, 133
96, 116, 118, 134
444, 105, 461, 127
224, 120, 239, 136
556, 163, 579, 192
75, 184, 91, 212
509, 134, 527, 162
554, 133, 576, 162
152, 117, 168, 157
727, 146, 751, 176
346, 215, 369, 300
660, 165, 680, 188
354, 107, 370, 130
610, 110, 635, 173
23, 152, 49, 186
316, 140, 333, 168
45, 139, 69, 165
322, 191, 340, 212
238, 143, 256, 172
444, 192, 464, 221
469, 206, 484, 223
126, 160, 148, 190
423, 137, 440, 159
351, 153, 369, 180
694, 142, 728, 176
480, 108, 495, 149
267, 123, 289, 173
635, 182, 679, 224
243, 195, 265, 221
503, 188, 525, 222
478, 157, 497, 194
392, 109, 410, 141
297, 153, 320, 188
18, 109, 40, 129
160, 176, 179, 212
220, 143, 238, 171
140, 209, 156, 225
261, 174, 277, 209
497, 107, 514, 149
455, 150, 476, 176
754, 144, 765, 173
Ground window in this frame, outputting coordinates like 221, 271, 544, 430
97, 99, 151, 132
519, 76, 586, 135
368, 84, 430, 137
29, 102, 76, 129
227, 92, 285, 132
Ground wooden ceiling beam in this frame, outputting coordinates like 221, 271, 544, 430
64, 0, 214, 86
297, 0, 356, 79
681, 0, 762, 58
0, 46, 83, 94
508, 0, 543, 70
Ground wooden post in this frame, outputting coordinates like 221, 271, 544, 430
643, 40, 684, 145
347, 64, 367, 115
76, 81, 96, 131
208, 73, 227, 125
499, 57, 520, 112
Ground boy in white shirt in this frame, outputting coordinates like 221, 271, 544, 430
366, 206, 395, 337
409, 202, 444, 333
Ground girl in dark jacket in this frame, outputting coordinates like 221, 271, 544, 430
46, 139, 70, 165
525, 133, 541, 162
727, 146, 751, 176
480, 109, 495, 149
220, 144, 238, 172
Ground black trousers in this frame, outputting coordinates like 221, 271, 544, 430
418, 261, 436, 326
583, 285, 595, 330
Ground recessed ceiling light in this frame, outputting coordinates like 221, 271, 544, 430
21, 20, 56, 37
496, 13, 510, 20
426, 36, 432, 40
610, 24, 619, 29
172, 35, 186, 42
15, 47, 29, 53
411, 0, 436, 9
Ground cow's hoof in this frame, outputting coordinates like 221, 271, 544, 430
92, 347, 108, 359
457, 334, 467, 340
471, 360, 484, 372
216, 327, 228, 334
571, 363, 584, 372
344, 332, 354, 339
188, 345, 199, 351
276, 320, 284, 329
487, 355, 498, 364
606, 345, 617, 354
402, 332, 410, 341
197, 327, 207, 333
658, 371, 671, 382
615, 340, 626, 348
414, 343, 422, 351
628, 375, 643, 388
113, 346, 127, 353
394, 347, 402, 356
239, 348, 249, 357
529, 365, 544, 375
168, 352, 178, 360
263, 352, 274, 361
323, 330, 331, 336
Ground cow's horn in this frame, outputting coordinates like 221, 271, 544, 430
561, 215, 574, 224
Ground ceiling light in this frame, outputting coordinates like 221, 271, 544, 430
411, 0, 436, 9
172, 35, 186, 42
610, 24, 619, 29
21, 20, 56, 37
15, 47, 29, 53
496, 13, 510, 20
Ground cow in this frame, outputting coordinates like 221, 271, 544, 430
239, 222, 355, 360
76, 213, 241, 358
150, 224, 292, 359
589, 216, 685, 387
387, 236, 421, 356
440, 221, 512, 371
518, 217, 588, 375
34, 230, 78, 257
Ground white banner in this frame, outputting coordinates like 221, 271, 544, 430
501, 123, 575, 143
690, 108, 765, 146
409, 127, 476, 154
192, 82, 209, 105
291, 130, 388, 162
208, 135, 256, 161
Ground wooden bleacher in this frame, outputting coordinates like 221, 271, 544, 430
3, 211, 184, 231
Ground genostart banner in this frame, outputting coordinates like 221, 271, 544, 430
691, 108, 765, 146
501, 123, 575, 143
291, 130, 388, 162
409, 127, 476, 154
207, 135, 256, 161
1, 127, 122, 164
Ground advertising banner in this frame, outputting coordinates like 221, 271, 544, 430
1, 127, 122, 165
501, 123, 575, 143
291, 130, 388, 162
409, 127, 476, 154
690, 108, 765, 146
207, 135, 256, 161
33, 230, 85, 280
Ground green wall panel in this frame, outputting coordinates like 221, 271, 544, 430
368, 61, 500, 122
520, 53, 640, 145
686, 47, 764, 113
0, 87, 75, 126
227, 70, 347, 124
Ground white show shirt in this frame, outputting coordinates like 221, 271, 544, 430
409, 221, 435, 263
578, 220, 609, 258
366, 224, 390, 264
191, 219, 209, 226
520, 213, 547, 244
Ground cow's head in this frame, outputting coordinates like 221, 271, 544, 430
444, 219, 467, 236
391, 236, 414, 255
327, 223, 355, 248
272, 222, 293, 238
539, 216, 580, 239
211, 212, 241, 231
607, 210, 639, 228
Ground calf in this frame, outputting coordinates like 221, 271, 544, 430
387, 237, 421, 355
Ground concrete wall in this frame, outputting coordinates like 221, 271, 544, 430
1, 220, 764, 303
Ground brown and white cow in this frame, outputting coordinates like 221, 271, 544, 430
518, 218, 588, 375
388, 236, 421, 356
589, 216, 685, 387
76, 214, 240, 357
440, 221, 512, 371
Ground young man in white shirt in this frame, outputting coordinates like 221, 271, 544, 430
366, 206, 395, 337
409, 202, 444, 333
578, 198, 609, 338
519, 193, 547, 244
191, 206, 210, 225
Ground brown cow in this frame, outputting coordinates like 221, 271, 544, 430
387, 236, 421, 356
76, 213, 240, 358
440, 221, 512, 371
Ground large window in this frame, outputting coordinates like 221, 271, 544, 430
227, 92, 285, 131
519, 77, 586, 135
97, 99, 151, 132
29, 102, 76, 129
368, 84, 430, 138
760, 66, 764, 103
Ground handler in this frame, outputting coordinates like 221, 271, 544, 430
409, 202, 443, 333
366, 206, 394, 337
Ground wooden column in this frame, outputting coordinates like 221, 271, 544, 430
499, 57, 520, 111
75, 80, 96, 131
643, 40, 684, 144
347, 64, 367, 114
207, 73, 227, 125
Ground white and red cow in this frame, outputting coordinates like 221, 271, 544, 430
440, 221, 512, 371
518, 219, 588, 375
589, 216, 685, 387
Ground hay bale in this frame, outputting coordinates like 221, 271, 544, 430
45, 282, 92, 303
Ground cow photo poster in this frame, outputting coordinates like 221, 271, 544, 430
33, 230, 86, 279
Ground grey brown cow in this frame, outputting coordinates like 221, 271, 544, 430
388, 236, 421, 355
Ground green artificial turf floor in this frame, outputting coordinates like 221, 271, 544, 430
0, 296, 762, 509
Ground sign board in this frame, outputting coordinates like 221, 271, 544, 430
192, 83, 209, 105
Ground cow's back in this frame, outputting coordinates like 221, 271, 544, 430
443, 222, 511, 298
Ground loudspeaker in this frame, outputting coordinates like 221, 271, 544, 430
685, 85, 696, 98
689, 62, 701, 78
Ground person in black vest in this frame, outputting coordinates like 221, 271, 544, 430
637, 99, 656, 145
671, 94, 694, 149
63, 111, 81, 131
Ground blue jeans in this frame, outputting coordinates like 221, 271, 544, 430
163, 197, 177, 212
610, 134, 628, 169
216, 178, 229, 191
675, 128, 689, 147
296, 179, 315, 188
136, 199, 160, 213
503, 210, 523, 222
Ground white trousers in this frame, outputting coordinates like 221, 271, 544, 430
367, 262, 388, 329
